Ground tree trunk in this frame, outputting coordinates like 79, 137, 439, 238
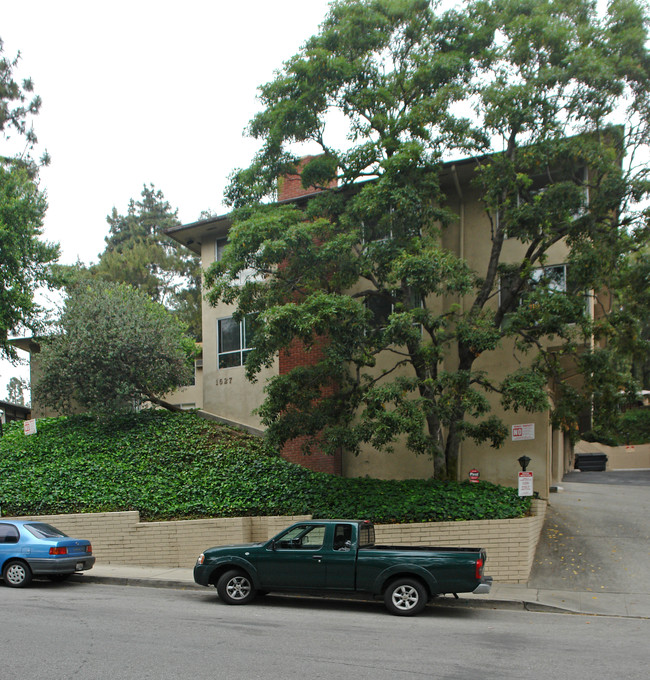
145, 394, 183, 413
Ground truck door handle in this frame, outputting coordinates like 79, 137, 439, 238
312, 555, 322, 562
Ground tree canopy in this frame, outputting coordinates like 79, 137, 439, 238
205, 0, 650, 479
34, 280, 196, 417
92, 184, 202, 340
6, 376, 28, 405
0, 37, 59, 361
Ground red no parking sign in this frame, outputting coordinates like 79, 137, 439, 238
518, 471, 533, 496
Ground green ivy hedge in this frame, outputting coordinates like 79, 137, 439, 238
0, 410, 530, 522
583, 407, 650, 446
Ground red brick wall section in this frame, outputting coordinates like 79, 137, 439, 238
277, 155, 337, 202
279, 336, 342, 475
276, 155, 340, 474
282, 435, 342, 475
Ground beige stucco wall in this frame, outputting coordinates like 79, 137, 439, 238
10, 501, 546, 582
200, 233, 276, 431
164, 360, 203, 410
341, 187, 573, 495
195, 178, 580, 498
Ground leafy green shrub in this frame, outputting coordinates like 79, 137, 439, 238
580, 429, 621, 447
582, 407, 650, 446
617, 408, 650, 444
0, 411, 530, 522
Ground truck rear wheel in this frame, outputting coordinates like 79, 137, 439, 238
216, 569, 256, 605
384, 577, 427, 616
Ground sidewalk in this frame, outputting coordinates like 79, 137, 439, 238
74, 563, 650, 618
71, 472, 650, 619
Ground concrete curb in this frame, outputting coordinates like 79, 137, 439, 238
71, 572, 576, 615
71, 573, 204, 591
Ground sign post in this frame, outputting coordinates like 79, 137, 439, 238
23, 419, 37, 436
518, 471, 534, 496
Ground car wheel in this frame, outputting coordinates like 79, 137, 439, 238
216, 569, 256, 605
3, 560, 33, 588
384, 577, 427, 616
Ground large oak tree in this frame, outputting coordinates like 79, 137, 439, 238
206, 0, 650, 479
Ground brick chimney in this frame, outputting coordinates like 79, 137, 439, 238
277, 155, 337, 202
275, 154, 341, 474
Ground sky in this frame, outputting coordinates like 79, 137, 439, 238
1, 0, 334, 399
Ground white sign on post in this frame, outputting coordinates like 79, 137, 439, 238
512, 423, 535, 441
518, 471, 534, 496
23, 419, 37, 436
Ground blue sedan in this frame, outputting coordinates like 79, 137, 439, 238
0, 520, 95, 588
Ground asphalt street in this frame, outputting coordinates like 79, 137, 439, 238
2, 581, 648, 680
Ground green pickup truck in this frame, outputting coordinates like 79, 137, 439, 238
193, 519, 492, 616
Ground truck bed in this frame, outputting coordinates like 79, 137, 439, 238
367, 545, 483, 553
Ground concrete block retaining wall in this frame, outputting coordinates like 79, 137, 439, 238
375, 499, 546, 583
11, 499, 545, 583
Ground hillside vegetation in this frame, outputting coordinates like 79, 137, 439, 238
0, 410, 530, 523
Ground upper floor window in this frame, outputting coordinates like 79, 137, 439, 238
367, 294, 393, 328
366, 290, 423, 330
530, 264, 568, 292
215, 237, 261, 285
215, 237, 228, 262
217, 315, 256, 369
361, 209, 420, 244
501, 167, 589, 239
499, 263, 590, 320
362, 216, 392, 243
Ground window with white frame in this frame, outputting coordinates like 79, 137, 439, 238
366, 294, 393, 328
361, 215, 392, 243
217, 315, 256, 368
499, 264, 589, 318
500, 264, 569, 304
366, 290, 423, 330
502, 167, 589, 239
361, 209, 420, 244
215, 237, 261, 285
530, 264, 569, 292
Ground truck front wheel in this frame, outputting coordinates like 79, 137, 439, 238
216, 569, 256, 605
384, 577, 427, 616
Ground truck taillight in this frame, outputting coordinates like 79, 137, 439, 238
87, 545, 93, 554
476, 556, 484, 579
49, 547, 68, 555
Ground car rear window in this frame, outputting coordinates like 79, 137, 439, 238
24, 523, 68, 539
358, 523, 375, 547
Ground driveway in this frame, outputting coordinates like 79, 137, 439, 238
529, 470, 650, 595
562, 469, 650, 486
